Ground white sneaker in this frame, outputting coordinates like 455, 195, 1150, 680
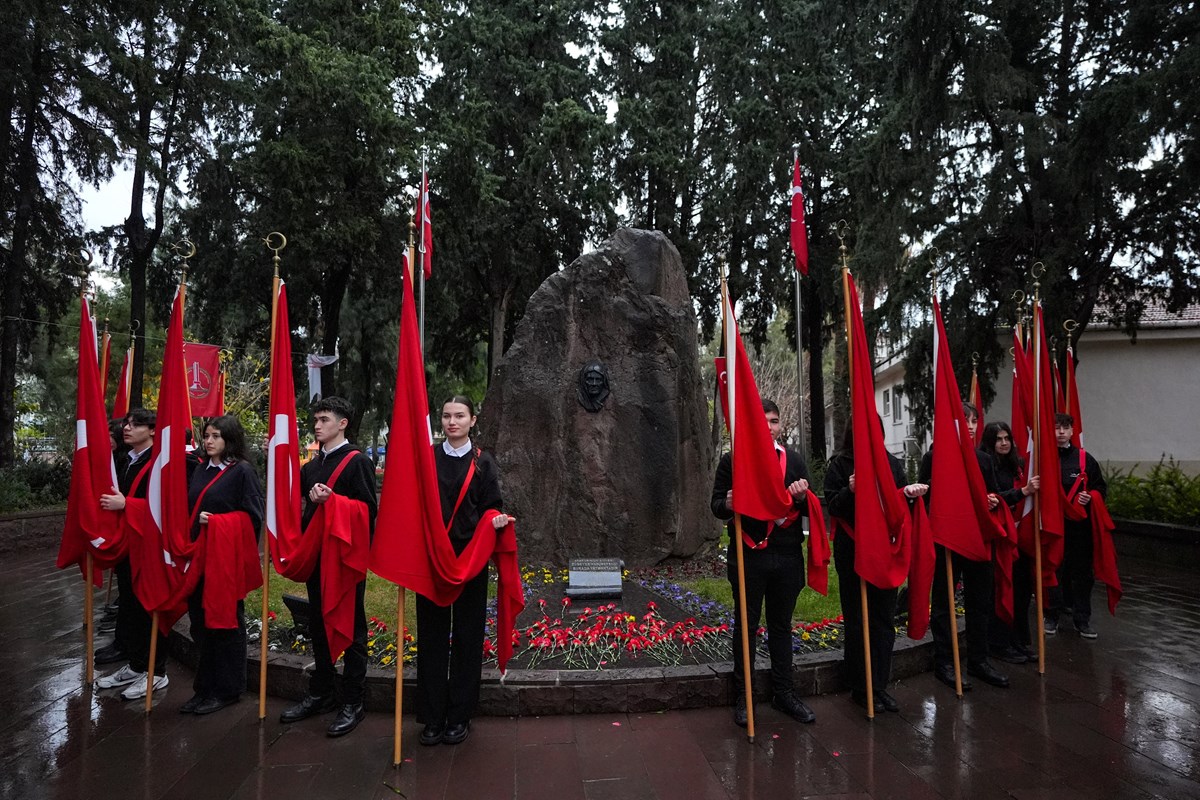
121, 673, 168, 700
96, 665, 143, 690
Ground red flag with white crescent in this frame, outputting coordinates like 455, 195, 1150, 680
789, 155, 809, 275
418, 171, 433, 279
266, 282, 303, 552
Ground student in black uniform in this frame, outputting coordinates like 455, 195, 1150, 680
711, 399, 816, 728
95, 408, 169, 699
920, 402, 1009, 691
279, 397, 378, 736
825, 421, 928, 713
982, 421, 1040, 662
180, 416, 264, 715
418, 395, 512, 747
1045, 413, 1106, 639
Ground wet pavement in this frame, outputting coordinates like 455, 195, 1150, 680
3, 546, 1198, 800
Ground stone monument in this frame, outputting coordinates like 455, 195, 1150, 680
480, 228, 718, 566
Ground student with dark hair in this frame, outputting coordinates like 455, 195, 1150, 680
279, 397, 378, 736
920, 402, 1010, 691
825, 421, 928, 713
711, 398, 816, 727
982, 421, 1041, 662
1046, 413, 1106, 639
180, 415, 264, 715
95, 409, 169, 699
417, 395, 512, 746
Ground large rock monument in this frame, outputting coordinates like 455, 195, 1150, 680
480, 228, 717, 566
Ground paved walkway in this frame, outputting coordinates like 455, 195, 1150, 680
2, 547, 1198, 800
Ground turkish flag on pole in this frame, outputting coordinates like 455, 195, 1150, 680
1010, 329, 1036, 553
1065, 345, 1084, 448
112, 347, 132, 420
789, 155, 809, 275
717, 291, 793, 521
1052, 356, 1065, 413
183, 342, 223, 417
1032, 305, 1065, 583
417, 171, 433, 279
57, 296, 121, 583
371, 256, 524, 671
123, 288, 191, 628
844, 272, 910, 589
929, 298, 993, 561
99, 330, 111, 403
266, 282, 303, 557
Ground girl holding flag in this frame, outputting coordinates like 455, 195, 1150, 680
180, 415, 263, 715
416, 395, 513, 747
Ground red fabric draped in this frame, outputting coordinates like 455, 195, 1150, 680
790, 155, 809, 275
1087, 495, 1122, 615
990, 503, 1019, 625
201, 512, 262, 629
370, 255, 523, 671
294, 494, 371, 662
906, 498, 936, 640
804, 491, 830, 596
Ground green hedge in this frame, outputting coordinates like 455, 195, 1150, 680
0, 459, 71, 513
1104, 457, 1200, 527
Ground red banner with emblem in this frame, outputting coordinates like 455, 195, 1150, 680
183, 342, 224, 417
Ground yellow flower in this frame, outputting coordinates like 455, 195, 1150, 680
381, 655, 393, 665
368, 639, 376, 647
801, 632, 811, 641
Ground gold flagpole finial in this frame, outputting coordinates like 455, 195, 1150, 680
1031, 261, 1045, 303
834, 220, 851, 271
263, 232, 287, 279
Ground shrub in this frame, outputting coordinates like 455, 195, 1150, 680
1104, 457, 1200, 527
0, 459, 71, 513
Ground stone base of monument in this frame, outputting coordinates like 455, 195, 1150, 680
169, 617, 937, 716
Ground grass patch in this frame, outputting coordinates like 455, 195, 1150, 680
680, 571, 843, 624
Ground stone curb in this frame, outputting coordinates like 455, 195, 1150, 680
170, 617, 936, 715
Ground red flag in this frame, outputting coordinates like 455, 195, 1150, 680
370, 256, 524, 671
183, 342, 223, 417
124, 288, 192, 631
57, 297, 122, 584
1010, 329, 1036, 553
417, 171, 433, 279
844, 272, 911, 589
717, 292, 793, 522
266, 282, 303, 557
929, 298, 992, 561
1052, 356, 1065, 413
99, 330, 111, 404
112, 347, 132, 420
1032, 305, 1065, 583
969, 365, 984, 447
1064, 345, 1083, 448
789, 155, 809, 275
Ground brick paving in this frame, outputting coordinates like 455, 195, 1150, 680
2, 547, 1198, 800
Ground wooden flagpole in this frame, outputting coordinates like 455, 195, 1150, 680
261, 232, 287, 720
719, 262, 756, 743
1030, 264, 1047, 675
393, 217, 418, 767
145, 615, 158, 713
839, 229, 874, 719
85, 553, 95, 685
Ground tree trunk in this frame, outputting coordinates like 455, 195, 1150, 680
0, 25, 43, 467
488, 283, 513, 379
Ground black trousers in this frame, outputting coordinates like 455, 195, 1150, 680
188, 583, 247, 701
306, 560, 368, 705
930, 544, 993, 666
727, 548, 803, 698
1050, 522, 1094, 624
415, 567, 488, 726
116, 558, 167, 675
989, 552, 1034, 650
833, 531, 897, 695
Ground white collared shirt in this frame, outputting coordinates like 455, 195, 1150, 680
321, 440, 351, 459
442, 438, 473, 458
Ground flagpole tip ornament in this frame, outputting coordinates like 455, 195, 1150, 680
72, 249, 93, 268
971, 352, 979, 368
170, 238, 197, 260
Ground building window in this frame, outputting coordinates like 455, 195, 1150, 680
894, 386, 903, 423
883, 389, 891, 416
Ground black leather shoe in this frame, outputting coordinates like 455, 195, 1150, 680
194, 696, 238, 715
850, 690, 884, 713
991, 645, 1029, 665
442, 721, 470, 745
179, 694, 206, 714
877, 690, 900, 713
279, 693, 336, 724
732, 698, 748, 728
326, 703, 365, 737
94, 643, 127, 665
967, 660, 1010, 688
1015, 644, 1037, 662
771, 693, 816, 724
419, 724, 444, 746
934, 663, 973, 691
